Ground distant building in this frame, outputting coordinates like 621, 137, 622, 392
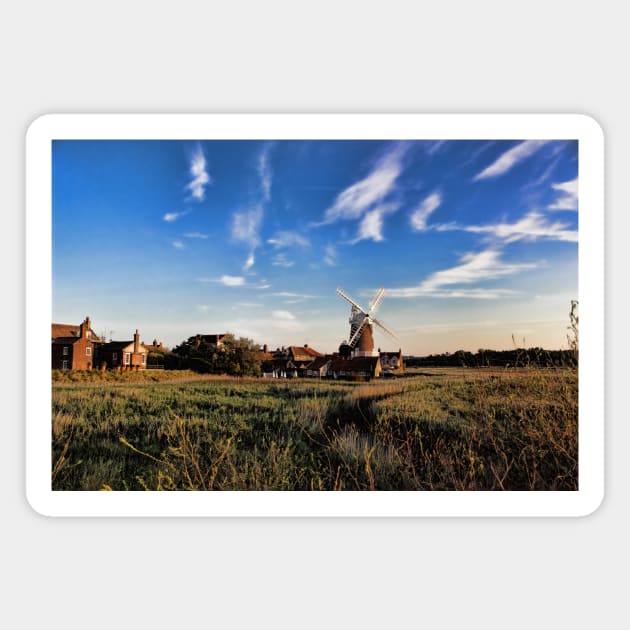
329, 356, 382, 381
194, 334, 227, 348
380, 349, 404, 372
98, 330, 149, 370
51, 316, 101, 370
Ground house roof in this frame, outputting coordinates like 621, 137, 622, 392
306, 356, 330, 370
52, 323, 101, 341
289, 345, 324, 361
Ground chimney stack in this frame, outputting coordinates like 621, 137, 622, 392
134, 329, 140, 354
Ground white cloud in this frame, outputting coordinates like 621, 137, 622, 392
242, 252, 255, 272
258, 144, 273, 202
186, 145, 211, 201
218, 275, 245, 286
163, 210, 190, 222
426, 140, 447, 156
172, 240, 185, 249
271, 253, 294, 268
473, 140, 550, 181
272, 310, 296, 321
197, 276, 270, 290
410, 192, 441, 231
324, 244, 337, 266
270, 291, 317, 299
351, 203, 399, 243
322, 144, 406, 224
267, 231, 310, 248
387, 248, 538, 299
548, 177, 578, 211
436, 211, 578, 243
231, 204, 263, 248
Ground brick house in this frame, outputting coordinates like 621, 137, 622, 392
380, 349, 404, 372
98, 330, 149, 370
329, 356, 382, 381
51, 316, 101, 370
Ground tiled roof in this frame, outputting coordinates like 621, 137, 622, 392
306, 356, 330, 370
52, 323, 101, 341
289, 345, 324, 360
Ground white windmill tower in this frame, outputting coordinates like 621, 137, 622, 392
336, 287, 398, 358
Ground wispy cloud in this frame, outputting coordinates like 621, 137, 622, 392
231, 204, 263, 248
324, 244, 337, 266
271, 253, 294, 268
258, 143, 273, 202
267, 231, 310, 248
242, 252, 256, 272
270, 291, 317, 299
197, 275, 270, 289
435, 211, 577, 243
387, 248, 538, 299
218, 275, 245, 287
321, 143, 407, 224
473, 140, 550, 181
410, 192, 441, 231
163, 210, 190, 222
272, 310, 296, 321
183, 232, 208, 239
351, 202, 399, 243
425, 140, 448, 156
186, 144, 211, 201
548, 177, 578, 211
172, 240, 185, 249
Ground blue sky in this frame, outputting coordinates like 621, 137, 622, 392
52, 138, 578, 354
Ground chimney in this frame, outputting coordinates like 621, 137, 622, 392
134, 329, 140, 354
80, 316, 91, 338
304, 343, 308, 348
263, 344, 268, 353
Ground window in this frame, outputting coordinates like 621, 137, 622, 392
62, 360, 68, 370
141, 354, 146, 365
86, 347, 92, 356
124, 353, 131, 364
112, 352, 118, 361
62, 346, 69, 355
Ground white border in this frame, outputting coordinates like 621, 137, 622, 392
26, 114, 604, 517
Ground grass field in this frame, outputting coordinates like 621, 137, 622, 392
51, 367, 578, 491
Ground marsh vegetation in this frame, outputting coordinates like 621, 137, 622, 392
52, 367, 577, 491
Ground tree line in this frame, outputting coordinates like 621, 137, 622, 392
405, 347, 578, 368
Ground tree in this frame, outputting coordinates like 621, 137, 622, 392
172, 333, 262, 376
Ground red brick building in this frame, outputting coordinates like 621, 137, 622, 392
51, 316, 101, 370
98, 330, 149, 370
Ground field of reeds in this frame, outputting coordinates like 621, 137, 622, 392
51, 367, 578, 491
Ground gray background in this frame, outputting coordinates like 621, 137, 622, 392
2, 1, 626, 627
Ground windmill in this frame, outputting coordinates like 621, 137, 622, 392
336, 287, 398, 358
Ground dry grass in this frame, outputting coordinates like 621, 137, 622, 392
51, 367, 577, 491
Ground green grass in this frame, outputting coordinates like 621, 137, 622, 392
51, 368, 578, 491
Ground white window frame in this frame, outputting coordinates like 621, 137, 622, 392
62, 360, 68, 370
62, 346, 69, 355
86, 347, 91, 356
124, 352, 131, 365
112, 352, 118, 361
141, 354, 145, 365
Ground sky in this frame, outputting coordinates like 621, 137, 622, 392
52, 138, 578, 355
